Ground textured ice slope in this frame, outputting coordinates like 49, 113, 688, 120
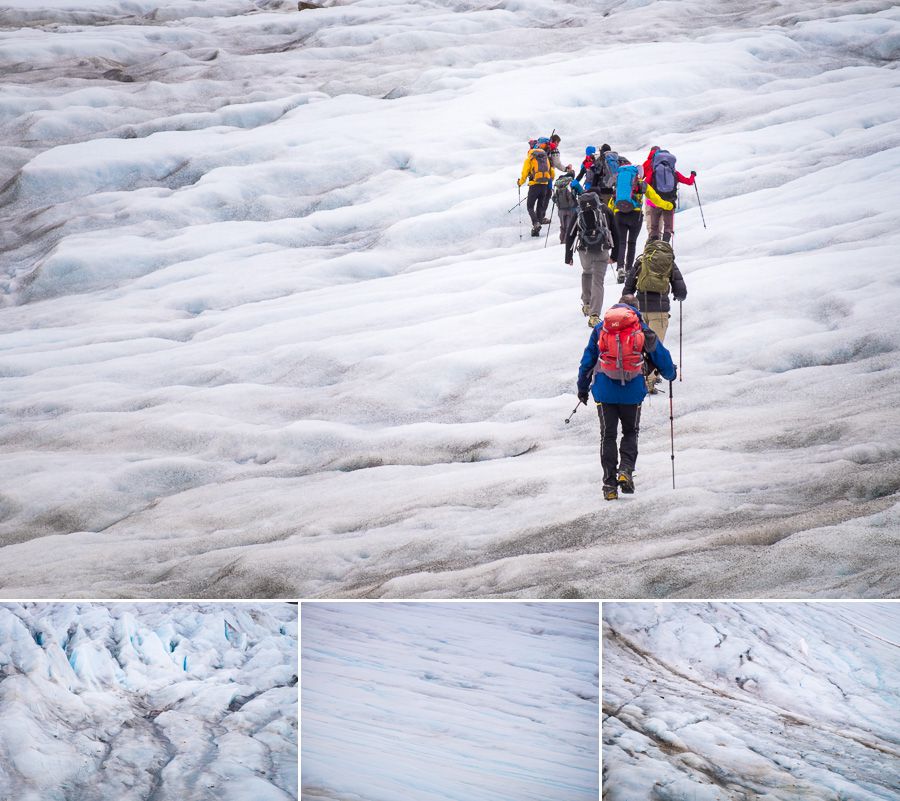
1, 1, 900, 597
603, 602, 900, 800
302, 602, 599, 801
0, 602, 298, 801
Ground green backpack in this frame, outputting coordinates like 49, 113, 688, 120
636, 240, 675, 294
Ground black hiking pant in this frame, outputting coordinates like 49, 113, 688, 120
601, 202, 619, 263
615, 210, 643, 273
542, 183, 553, 220
597, 402, 642, 487
527, 183, 551, 225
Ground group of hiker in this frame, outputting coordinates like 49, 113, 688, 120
517, 134, 699, 500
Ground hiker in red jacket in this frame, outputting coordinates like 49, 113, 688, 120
641, 146, 660, 186
643, 146, 696, 243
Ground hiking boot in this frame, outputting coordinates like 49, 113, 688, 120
617, 470, 635, 494
581, 303, 590, 316
531, 224, 541, 237
541, 217, 551, 224
603, 485, 618, 501
617, 269, 626, 284
588, 314, 601, 328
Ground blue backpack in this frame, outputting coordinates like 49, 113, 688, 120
614, 164, 640, 213
651, 149, 678, 200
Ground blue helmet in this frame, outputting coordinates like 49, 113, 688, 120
585, 145, 596, 156
537, 137, 550, 145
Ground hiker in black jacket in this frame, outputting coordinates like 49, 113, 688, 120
623, 239, 686, 393
584, 144, 620, 277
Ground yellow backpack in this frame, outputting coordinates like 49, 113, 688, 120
529, 147, 552, 184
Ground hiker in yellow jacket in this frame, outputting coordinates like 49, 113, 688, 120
517, 138, 555, 237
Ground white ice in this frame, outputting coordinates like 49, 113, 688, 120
1, 0, 899, 598
301, 601, 598, 801
0, 601, 298, 801
603, 601, 900, 800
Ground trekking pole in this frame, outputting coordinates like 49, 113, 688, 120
679, 299, 683, 382
544, 199, 555, 248
507, 195, 526, 214
669, 380, 676, 489
694, 180, 707, 229
517, 186, 522, 240
564, 400, 584, 424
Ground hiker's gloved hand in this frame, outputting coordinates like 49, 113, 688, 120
690, 171, 696, 177
578, 391, 589, 405
517, 178, 524, 187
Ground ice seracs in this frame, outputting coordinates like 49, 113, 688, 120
0, 602, 298, 801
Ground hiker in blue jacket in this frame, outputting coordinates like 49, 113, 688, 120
577, 295, 677, 500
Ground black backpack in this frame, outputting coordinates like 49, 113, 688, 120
575, 193, 612, 250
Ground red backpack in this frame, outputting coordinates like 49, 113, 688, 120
597, 306, 645, 385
